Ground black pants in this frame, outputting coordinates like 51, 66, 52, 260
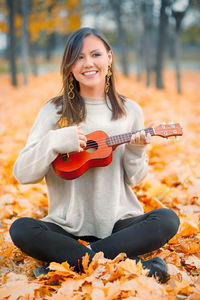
9, 208, 179, 270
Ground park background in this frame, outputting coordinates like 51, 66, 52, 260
0, 0, 200, 299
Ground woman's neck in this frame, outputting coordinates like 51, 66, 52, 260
80, 85, 106, 99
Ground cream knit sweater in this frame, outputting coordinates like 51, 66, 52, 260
13, 97, 148, 238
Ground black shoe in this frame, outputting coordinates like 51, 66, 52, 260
33, 263, 50, 277
142, 257, 169, 283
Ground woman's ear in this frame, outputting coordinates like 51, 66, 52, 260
108, 50, 113, 65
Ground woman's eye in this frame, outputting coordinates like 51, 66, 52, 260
93, 53, 101, 57
78, 55, 84, 60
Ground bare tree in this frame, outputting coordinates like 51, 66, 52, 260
142, 0, 154, 87
109, 0, 129, 76
45, 1, 56, 61
172, 0, 192, 94
29, 0, 38, 77
132, 0, 143, 81
6, 0, 17, 86
29, 40, 38, 76
156, 0, 172, 89
21, 0, 29, 84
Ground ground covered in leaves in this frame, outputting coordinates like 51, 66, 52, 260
0, 70, 200, 299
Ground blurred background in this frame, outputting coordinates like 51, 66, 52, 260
0, 0, 199, 94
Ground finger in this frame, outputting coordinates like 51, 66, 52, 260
79, 138, 87, 148
135, 132, 141, 144
145, 133, 151, 143
140, 130, 146, 143
131, 131, 148, 145
76, 127, 87, 149
130, 134, 136, 144
76, 126, 85, 135
78, 133, 87, 141
77, 128, 85, 137
140, 131, 151, 144
131, 132, 140, 144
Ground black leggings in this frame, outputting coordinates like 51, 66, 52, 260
9, 208, 179, 270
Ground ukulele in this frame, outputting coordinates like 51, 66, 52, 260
52, 123, 183, 180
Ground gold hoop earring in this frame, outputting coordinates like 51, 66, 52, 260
105, 65, 112, 94
68, 73, 75, 100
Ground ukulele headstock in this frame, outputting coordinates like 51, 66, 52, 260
153, 123, 183, 138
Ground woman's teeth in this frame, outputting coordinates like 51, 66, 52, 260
83, 71, 97, 76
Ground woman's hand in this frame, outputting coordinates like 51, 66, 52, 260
76, 126, 87, 151
130, 130, 151, 146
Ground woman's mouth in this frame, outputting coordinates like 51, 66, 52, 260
82, 71, 98, 78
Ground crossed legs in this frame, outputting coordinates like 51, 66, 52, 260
9, 208, 180, 270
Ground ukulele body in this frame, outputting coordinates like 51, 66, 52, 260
52, 130, 113, 180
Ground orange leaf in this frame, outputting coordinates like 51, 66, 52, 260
49, 261, 77, 277
180, 239, 200, 254
118, 258, 148, 276
82, 252, 90, 273
112, 252, 127, 264
185, 255, 200, 268
78, 239, 89, 247
0, 273, 39, 300
179, 217, 199, 237
91, 288, 105, 300
173, 280, 192, 295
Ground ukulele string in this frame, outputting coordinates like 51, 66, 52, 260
85, 129, 153, 149
85, 128, 179, 150
84, 128, 153, 150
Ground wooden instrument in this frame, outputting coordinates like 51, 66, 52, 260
52, 123, 183, 180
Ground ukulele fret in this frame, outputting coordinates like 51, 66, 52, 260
106, 128, 154, 147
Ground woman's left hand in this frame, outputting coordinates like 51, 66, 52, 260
130, 130, 151, 146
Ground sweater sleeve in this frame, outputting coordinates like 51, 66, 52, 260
13, 101, 80, 184
123, 102, 149, 186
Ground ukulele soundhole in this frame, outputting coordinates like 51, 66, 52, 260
86, 140, 98, 153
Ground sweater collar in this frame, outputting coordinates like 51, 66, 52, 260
83, 96, 107, 105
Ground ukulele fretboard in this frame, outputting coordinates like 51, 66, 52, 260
106, 128, 155, 147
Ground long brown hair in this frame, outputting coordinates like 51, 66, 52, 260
53, 27, 126, 126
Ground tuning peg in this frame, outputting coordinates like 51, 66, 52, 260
174, 136, 179, 142
168, 122, 175, 128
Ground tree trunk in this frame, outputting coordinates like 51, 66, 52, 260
173, 12, 183, 94
45, 3, 56, 61
132, 0, 143, 81
110, 0, 129, 76
21, 0, 29, 85
30, 41, 38, 76
143, 0, 154, 87
29, 0, 38, 76
46, 32, 56, 61
156, 0, 170, 89
6, 0, 17, 86
172, 8, 190, 94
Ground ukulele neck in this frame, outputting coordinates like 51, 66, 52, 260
106, 128, 154, 147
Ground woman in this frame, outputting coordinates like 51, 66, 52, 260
9, 27, 179, 282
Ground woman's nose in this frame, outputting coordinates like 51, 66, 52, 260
84, 56, 94, 67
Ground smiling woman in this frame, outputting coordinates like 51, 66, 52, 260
9, 27, 180, 282
70, 35, 112, 98
56, 27, 126, 126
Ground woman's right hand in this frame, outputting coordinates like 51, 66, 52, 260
76, 126, 87, 151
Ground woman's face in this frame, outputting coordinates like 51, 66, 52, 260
70, 34, 112, 97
